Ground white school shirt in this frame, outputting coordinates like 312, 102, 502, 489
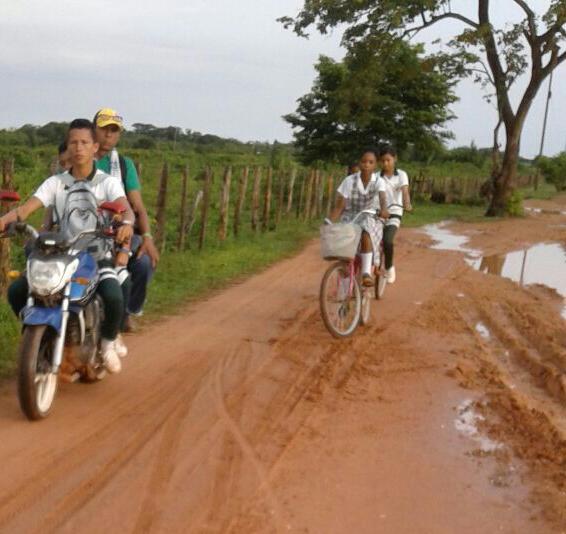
336, 172, 381, 210
34, 169, 126, 218
378, 169, 409, 217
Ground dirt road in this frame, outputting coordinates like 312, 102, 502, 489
0, 197, 565, 533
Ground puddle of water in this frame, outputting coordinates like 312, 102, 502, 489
422, 222, 482, 262
423, 222, 566, 319
454, 399, 502, 452
475, 322, 491, 340
472, 243, 566, 319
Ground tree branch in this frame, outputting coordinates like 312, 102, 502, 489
478, 0, 515, 126
403, 11, 479, 38
512, 0, 536, 33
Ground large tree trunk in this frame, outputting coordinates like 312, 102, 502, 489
486, 124, 521, 216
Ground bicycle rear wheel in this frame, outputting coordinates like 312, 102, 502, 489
319, 261, 361, 338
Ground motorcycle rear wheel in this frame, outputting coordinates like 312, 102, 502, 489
18, 325, 58, 421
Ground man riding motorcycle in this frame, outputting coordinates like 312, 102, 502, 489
0, 118, 135, 374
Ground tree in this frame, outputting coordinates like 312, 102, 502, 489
281, 1, 566, 216
285, 40, 457, 165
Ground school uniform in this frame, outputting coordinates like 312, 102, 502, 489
336, 172, 382, 262
378, 169, 409, 269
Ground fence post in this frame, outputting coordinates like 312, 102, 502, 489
186, 190, 203, 248
297, 174, 305, 219
262, 166, 273, 232
218, 165, 232, 241
251, 166, 262, 232
275, 172, 285, 227
317, 171, 325, 217
304, 170, 314, 220
177, 164, 190, 250
154, 162, 169, 252
0, 159, 15, 297
135, 161, 142, 183
325, 175, 334, 216
199, 167, 212, 250
286, 167, 297, 214
233, 166, 249, 237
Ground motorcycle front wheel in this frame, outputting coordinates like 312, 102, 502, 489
18, 325, 58, 421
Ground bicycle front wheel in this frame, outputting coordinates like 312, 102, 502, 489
319, 261, 361, 338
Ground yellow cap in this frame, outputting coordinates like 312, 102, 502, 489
95, 108, 124, 130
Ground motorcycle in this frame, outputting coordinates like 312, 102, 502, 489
0, 190, 126, 421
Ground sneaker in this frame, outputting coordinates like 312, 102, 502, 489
115, 334, 128, 358
386, 266, 396, 284
100, 338, 122, 374
362, 273, 375, 287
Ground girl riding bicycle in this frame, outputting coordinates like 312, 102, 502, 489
329, 149, 382, 287
376, 145, 412, 284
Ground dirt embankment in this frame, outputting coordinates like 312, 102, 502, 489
0, 196, 564, 533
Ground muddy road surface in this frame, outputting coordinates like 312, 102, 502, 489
0, 196, 565, 533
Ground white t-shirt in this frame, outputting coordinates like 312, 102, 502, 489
378, 169, 409, 217
34, 169, 126, 220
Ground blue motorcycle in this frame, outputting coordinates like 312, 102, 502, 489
2, 196, 125, 420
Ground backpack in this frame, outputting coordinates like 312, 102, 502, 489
57, 180, 101, 241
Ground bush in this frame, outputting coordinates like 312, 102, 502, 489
506, 189, 524, 217
536, 153, 566, 191
133, 137, 156, 150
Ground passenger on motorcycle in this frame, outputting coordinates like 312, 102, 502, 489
0, 119, 135, 374
329, 148, 382, 287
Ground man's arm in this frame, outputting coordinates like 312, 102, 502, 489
127, 189, 160, 268
378, 191, 390, 219
0, 197, 44, 232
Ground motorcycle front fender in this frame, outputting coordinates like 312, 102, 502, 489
22, 306, 63, 334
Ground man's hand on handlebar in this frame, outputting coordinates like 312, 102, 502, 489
404, 203, 413, 213
379, 208, 390, 220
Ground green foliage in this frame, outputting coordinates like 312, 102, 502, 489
284, 40, 457, 165
535, 152, 566, 192
506, 189, 524, 217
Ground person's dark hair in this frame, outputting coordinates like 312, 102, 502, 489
58, 141, 67, 155
378, 145, 397, 158
360, 147, 379, 160
67, 118, 96, 141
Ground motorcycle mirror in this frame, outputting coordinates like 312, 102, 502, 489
0, 190, 21, 203
99, 201, 126, 214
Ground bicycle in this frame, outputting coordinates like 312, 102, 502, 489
319, 209, 379, 338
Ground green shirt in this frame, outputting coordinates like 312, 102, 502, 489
95, 153, 141, 193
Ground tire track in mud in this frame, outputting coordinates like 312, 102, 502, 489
439, 276, 566, 525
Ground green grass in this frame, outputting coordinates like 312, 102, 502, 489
520, 181, 557, 201
404, 201, 487, 227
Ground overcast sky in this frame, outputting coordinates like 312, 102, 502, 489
0, 0, 564, 158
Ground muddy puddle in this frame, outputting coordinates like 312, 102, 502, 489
423, 222, 566, 319
422, 222, 482, 262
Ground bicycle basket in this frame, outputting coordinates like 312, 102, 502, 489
320, 223, 361, 261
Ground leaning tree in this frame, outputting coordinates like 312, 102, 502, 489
281, 1, 566, 215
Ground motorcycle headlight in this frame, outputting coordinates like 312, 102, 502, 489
28, 258, 78, 296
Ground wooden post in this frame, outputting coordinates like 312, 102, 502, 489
154, 162, 169, 252
275, 172, 285, 227
286, 167, 297, 214
251, 166, 262, 232
198, 167, 212, 250
317, 171, 325, 217
326, 175, 334, 216
297, 174, 305, 219
218, 165, 232, 241
135, 161, 142, 183
233, 166, 249, 237
262, 166, 273, 232
0, 159, 15, 297
177, 164, 190, 250
186, 190, 203, 248
304, 170, 314, 220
